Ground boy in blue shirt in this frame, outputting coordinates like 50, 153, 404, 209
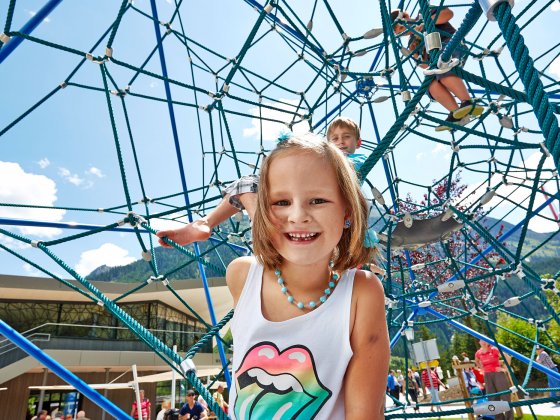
157, 117, 368, 247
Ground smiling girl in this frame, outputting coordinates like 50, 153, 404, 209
226, 134, 389, 419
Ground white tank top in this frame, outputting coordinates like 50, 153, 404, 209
228, 258, 355, 419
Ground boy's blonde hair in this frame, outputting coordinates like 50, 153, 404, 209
326, 116, 361, 142
252, 133, 373, 271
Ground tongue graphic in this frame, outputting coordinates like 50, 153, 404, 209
233, 342, 332, 419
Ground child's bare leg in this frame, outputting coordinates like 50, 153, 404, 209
156, 195, 239, 247
439, 75, 470, 102
428, 80, 458, 112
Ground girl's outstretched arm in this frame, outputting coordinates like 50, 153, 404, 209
344, 271, 390, 420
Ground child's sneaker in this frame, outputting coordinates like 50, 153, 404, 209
435, 113, 469, 132
453, 99, 484, 119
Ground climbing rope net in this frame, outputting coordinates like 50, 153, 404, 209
1, 0, 560, 418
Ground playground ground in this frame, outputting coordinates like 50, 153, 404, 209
385, 395, 560, 419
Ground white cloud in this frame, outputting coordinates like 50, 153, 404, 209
38, 158, 50, 169
552, 2, 560, 12
149, 213, 190, 231
416, 152, 426, 160
76, 243, 136, 277
26, 9, 50, 23
243, 99, 311, 141
23, 263, 41, 276
58, 167, 85, 186
87, 166, 104, 178
432, 143, 447, 154
0, 161, 65, 238
549, 57, 560, 80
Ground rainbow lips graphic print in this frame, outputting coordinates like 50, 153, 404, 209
233, 342, 332, 419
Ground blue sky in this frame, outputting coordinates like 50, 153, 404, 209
0, 0, 559, 279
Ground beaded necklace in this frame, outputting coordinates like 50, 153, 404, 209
274, 261, 340, 310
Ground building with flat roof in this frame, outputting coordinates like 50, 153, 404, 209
0, 274, 233, 419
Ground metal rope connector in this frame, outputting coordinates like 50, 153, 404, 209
479, 0, 515, 21
0, 33, 10, 44
180, 358, 197, 375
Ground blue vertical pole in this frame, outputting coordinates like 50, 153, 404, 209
148, 0, 231, 387
0, 0, 64, 64
0, 319, 132, 419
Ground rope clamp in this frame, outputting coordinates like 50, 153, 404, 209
96, 300, 104, 307
424, 55, 459, 76
59, 81, 68, 89
0, 33, 10, 44
126, 211, 147, 227
401, 90, 411, 102
514, 264, 525, 279
437, 280, 466, 293
141, 251, 152, 262
31, 240, 43, 248
479, 0, 515, 21
441, 207, 454, 222
424, 32, 442, 52
450, 141, 460, 153
539, 143, 551, 158
97, 208, 104, 213
223, 84, 230, 93
503, 296, 520, 307
180, 358, 197, 374
86, 53, 105, 64
342, 33, 350, 43
473, 401, 511, 415
105, 47, 113, 58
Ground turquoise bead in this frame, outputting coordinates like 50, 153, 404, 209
281, 287, 287, 293
297, 302, 304, 309
277, 277, 284, 284
320, 296, 327, 303
287, 296, 294, 303
309, 301, 316, 308
332, 273, 339, 280
275, 269, 281, 276
329, 281, 335, 288
325, 288, 331, 295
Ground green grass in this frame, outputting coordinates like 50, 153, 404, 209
425, 416, 557, 420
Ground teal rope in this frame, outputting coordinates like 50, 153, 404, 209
493, 1, 560, 166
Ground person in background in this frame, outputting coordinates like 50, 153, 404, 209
76, 410, 90, 420
179, 389, 207, 420
387, 370, 400, 404
422, 366, 447, 413
396, 369, 405, 398
131, 389, 151, 420
475, 340, 513, 420
156, 400, 172, 420
407, 368, 420, 412
536, 345, 560, 403
212, 383, 228, 414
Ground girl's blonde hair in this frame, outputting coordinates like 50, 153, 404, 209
252, 133, 373, 271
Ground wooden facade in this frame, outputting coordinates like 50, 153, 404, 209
0, 370, 158, 419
